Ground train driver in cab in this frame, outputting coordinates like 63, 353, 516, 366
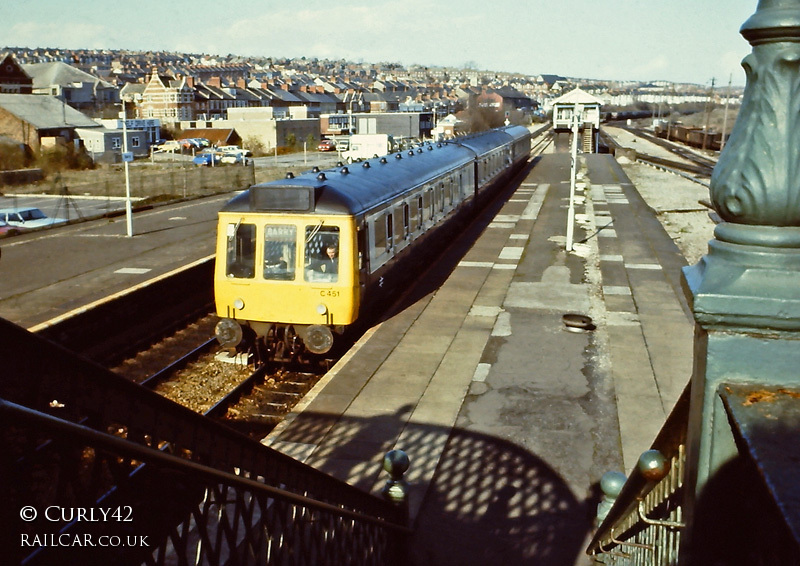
314, 244, 339, 281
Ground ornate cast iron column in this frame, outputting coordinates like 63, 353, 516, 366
682, 0, 800, 549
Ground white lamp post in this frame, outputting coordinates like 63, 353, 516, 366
566, 104, 583, 251
120, 103, 133, 237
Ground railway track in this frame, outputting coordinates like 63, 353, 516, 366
111, 313, 329, 439
600, 126, 716, 183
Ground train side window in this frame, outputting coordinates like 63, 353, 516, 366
263, 224, 296, 281
386, 213, 393, 251
226, 222, 256, 279
403, 204, 410, 239
373, 216, 387, 253
423, 189, 433, 221
409, 198, 418, 233
417, 196, 423, 229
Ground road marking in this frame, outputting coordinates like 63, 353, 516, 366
472, 363, 492, 382
603, 285, 632, 296
499, 247, 524, 260
458, 261, 494, 268
626, 263, 662, 270
492, 311, 512, 336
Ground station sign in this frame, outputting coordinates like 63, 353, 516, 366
122, 152, 134, 163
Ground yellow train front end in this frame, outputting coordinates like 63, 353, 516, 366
214, 211, 359, 358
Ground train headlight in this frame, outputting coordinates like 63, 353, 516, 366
215, 318, 243, 348
304, 325, 334, 355
234, 298, 245, 310
316, 303, 328, 315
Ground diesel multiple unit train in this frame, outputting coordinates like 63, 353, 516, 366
214, 125, 532, 361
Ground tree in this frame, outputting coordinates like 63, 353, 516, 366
243, 135, 265, 157
0, 142, 28, 171
461, 105, 504, 133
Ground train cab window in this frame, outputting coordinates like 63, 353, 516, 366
304, 225, 340, 283
263, 224, 296, 281
225, 222, 256, 279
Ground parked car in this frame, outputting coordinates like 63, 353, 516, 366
220, 153, 246, 165
317, 139, 336, 152
192, 152, 222, 166
217, 145, 252, 157
153, 140, 181, 153
179, 138, 204, 151
0, 207, 67, 229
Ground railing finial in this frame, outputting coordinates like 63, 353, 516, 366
382, 449, 410, 507
596, 471, 626, 525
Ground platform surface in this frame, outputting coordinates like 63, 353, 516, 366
263, 152, 694, 565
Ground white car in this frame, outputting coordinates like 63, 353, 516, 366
217, 145, 252, 157
0, 207, 67, 229
220, 153, 246, 164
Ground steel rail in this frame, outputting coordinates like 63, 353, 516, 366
138, 337, 218, 389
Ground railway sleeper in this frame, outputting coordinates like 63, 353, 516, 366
275, 380, 315, 394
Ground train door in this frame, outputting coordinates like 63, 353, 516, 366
357, 224, 369, 297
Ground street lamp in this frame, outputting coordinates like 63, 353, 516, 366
566, 104, 583, 252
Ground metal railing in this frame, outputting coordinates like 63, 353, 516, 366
586, 387, 689, 565
0, 316, 408, 565
587, 381, 800, 565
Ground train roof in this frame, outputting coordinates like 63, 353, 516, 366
220, 126, 529, 218
458, 125, 529, 156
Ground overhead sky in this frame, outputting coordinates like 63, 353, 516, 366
2, 0, 759, 87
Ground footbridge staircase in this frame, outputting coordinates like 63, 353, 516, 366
1, 317, 408, 566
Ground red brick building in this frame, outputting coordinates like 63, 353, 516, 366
0, 54, 33, 94
138, 68, 194, 123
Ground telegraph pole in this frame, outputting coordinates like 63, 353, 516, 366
720, 74, 732, 151
702, 78, 715, 150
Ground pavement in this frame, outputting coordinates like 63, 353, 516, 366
264, 146, 695, 565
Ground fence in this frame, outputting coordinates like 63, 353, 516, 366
61, 161, 257, 202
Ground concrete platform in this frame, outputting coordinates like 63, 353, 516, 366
264, 152, 694, 565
